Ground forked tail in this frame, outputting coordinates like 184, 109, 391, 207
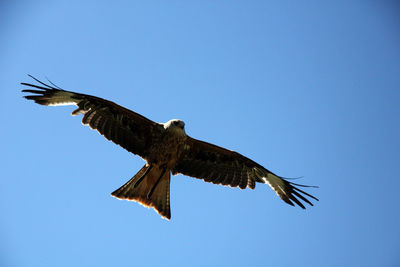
111, 164, 171, 220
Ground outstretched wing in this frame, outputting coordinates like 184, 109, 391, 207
22, 75, 164, 159
173, 137, 318, 209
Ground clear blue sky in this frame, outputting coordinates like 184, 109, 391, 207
1, 1, 399, 266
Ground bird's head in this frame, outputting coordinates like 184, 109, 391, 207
164, 119, 186, 134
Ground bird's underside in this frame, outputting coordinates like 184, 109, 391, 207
22, 75, 318, 220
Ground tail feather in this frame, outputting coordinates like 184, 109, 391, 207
111, 164, 171, 220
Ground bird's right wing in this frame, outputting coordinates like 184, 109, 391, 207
22, 75, 164, 159
173, 137, 318, 209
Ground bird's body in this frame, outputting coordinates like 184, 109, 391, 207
148, 120, 187, 168
22, 76, 318, 219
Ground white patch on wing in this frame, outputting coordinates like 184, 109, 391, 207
259, 170, 286, 198
47, 101, 77, 106
47, 91, 79, 106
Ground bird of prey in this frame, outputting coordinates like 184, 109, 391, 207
22, 75, 318, 220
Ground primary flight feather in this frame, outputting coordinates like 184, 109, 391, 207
22, 75, 318, 219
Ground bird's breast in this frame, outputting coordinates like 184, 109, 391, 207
146, 132, 187, 168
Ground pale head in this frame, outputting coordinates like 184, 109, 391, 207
163, 119, 186, 134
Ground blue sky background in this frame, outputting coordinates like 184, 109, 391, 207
1, 1, 399, 266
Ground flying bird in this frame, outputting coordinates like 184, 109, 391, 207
22, 75, 318, 220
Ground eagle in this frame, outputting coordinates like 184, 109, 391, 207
22, 75, 318, 220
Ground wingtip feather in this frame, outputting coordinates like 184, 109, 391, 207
258, 169, 318, 209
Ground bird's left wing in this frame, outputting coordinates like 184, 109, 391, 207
22, 75, 164, 159
173, 136, 318, 209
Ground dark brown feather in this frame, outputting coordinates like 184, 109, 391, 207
238, 169, 248, 190
174, 137, 258, 189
